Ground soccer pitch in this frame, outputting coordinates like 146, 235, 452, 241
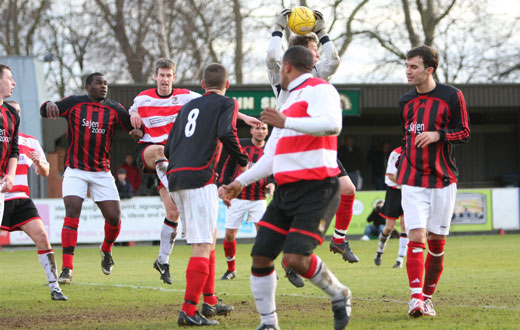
0, 234, 519, 329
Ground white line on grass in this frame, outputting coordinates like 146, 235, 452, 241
73, 282, 520, 311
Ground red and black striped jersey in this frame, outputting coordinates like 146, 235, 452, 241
396, 83, 470, 188
40, 95, 133, 172
0, 102, 19, 176
165, 92, 248, 191
219, 138, 270, 200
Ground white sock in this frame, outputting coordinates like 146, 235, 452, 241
398, 236, 409, 259
377, 232, 390, 253
38, 251, 59, 291
158, 222, 177, 264
308, 255, 346, 301
155, 160, 169, 189
250, 271, 278, 327
333, 228, 346, 241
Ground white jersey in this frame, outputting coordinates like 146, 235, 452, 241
237, 73, 342, 187
265, 31, 340, 109
385, 147, 402, 189
129, 88, 201, 144
5, 133, 47, 201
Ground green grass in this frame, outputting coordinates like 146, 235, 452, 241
0, 234, 519, 329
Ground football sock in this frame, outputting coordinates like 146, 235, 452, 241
158, 218, 177, 264
38, 249, 59, 291
306, 254, 346, 301
377, 232, 390, 253
251, 266, 278, 328
202, 250, 217, 305
155, 158, 169, 190
333, 193, 355, 244
423, 239, 446, 297
406, 241, 426, 300
101, 220, 121, 253
223, 239, 236, 272
398, 233, 409, 260
183, 257, 209, 316
61, 217, 79, 269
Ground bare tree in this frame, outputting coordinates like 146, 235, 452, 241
0, 0, 50, 55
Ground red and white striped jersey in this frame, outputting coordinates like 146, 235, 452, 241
129, 88, 201, 144
385, 146, 402, 189
237, 73, 342, 187
5, 133, 47, 201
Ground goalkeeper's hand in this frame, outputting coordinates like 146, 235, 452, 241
274, 8, 291, 32
313, 10, 327, 39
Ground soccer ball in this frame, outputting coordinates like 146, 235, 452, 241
287, 6, 316, 35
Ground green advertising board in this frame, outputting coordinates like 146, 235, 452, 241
324, 188, 493, 236
225, 89, 361, 117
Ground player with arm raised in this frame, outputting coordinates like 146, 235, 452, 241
220, 46, 352, 330
2, 100, 67, 301
41, 72, 137, 284
266, 9, 358, 289
397, 45, 470, 317
166, 63, 248, 326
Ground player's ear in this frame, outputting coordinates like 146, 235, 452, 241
225, 80, 229, 89
201, 80, 206, 90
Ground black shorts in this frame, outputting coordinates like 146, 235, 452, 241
251, 177, 340, 259
1, 198, 41, 232
337, 159, 348, 178
136, 142, 160, 174
380, 186, 403, 220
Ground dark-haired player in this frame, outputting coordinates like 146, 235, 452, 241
397, 45, 470, 317
0, 64, 19, 211
220, 46, 352, 330
41, 73, 138, 283
2, 100, 67, 301
166, 63, 248, 326
129, 58, 262, 285
267, 11, 358, 287
218, 122, 274, 281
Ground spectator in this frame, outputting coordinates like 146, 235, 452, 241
367, 140, 391, 190
337, 135, 363, 190
115, 168, 134, 199
117, 153, 141, 193
360, 199, 386, 240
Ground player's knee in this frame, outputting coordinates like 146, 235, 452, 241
32, 229, 50, 248
282, 253, 303, 270
340, 179, 355, 195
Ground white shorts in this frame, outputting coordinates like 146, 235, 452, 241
225, 199, 267, 229
0, 191, 4, 220
62, 167, 120, 202
401, 183, 457, 236
170, 184, 218, 244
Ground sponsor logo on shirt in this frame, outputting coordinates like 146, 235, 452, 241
408, 122, 425, 134
82, 118, 106, 134
0, 128, 11, 142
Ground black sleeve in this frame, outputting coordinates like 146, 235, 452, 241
217, 98, 248, 167
40, 95, 76, 118
114, 102, 133, 132
219, 154, 238, 185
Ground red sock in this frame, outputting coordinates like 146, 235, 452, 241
406, 241, 426, 300
223, 239, 236, 272
61, 217, 79, 269
183, 257, 209, 316
423, 239, 446, 297
333, 194, 354, 244
203, 250, 218, 305
101, 221, 121, 253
